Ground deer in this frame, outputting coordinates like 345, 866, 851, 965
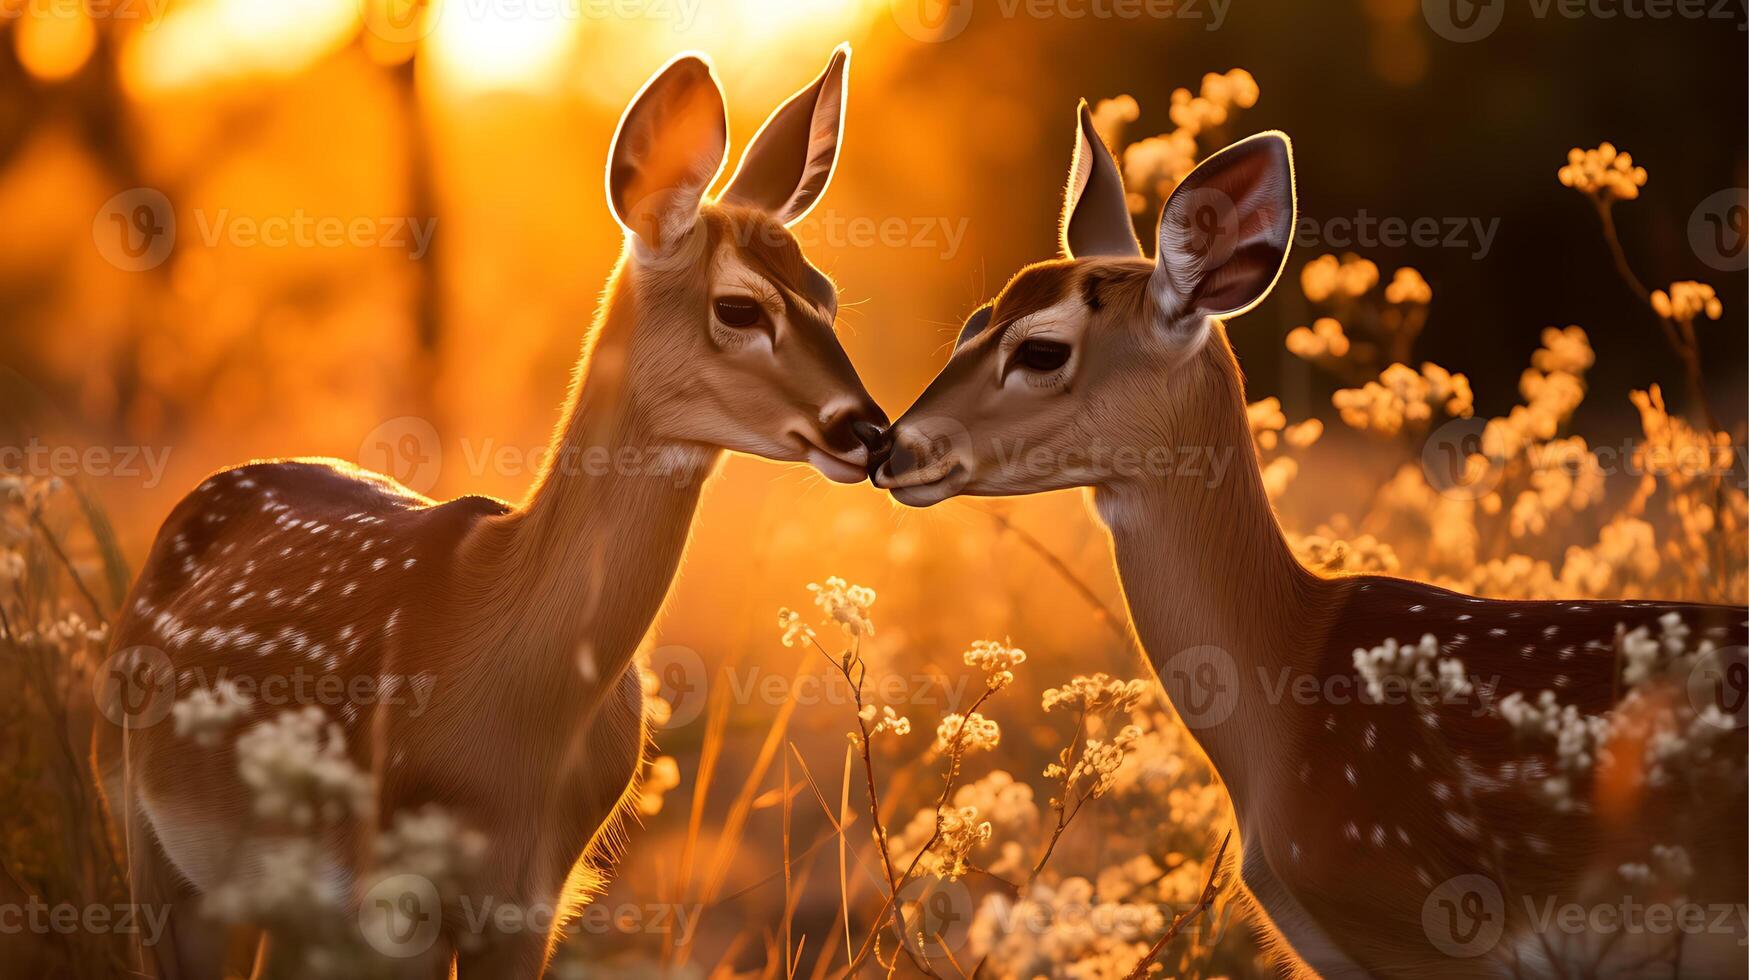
873, 103, 1748, 978
93, 45, 888, 979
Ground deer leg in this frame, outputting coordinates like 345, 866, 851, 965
126, 806, 233, 980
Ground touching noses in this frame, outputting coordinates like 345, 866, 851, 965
820, 400, 892, 472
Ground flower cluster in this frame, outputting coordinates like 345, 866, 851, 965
1651, 281, 1723, 324
1352, 633, 1473, 703
1333, 362, 1474, 435
1041, 673, 1150, 715
964, 638, 1027, 690
1109, 69, 1260, 214
1383, 267, 1433, 305
172, 679, 254, 748
775, 606, 815, 648
1300, 253, 1379, 303
234, 706, 372, 827
1046, 725, 1143, 802
858, 703, 911, 739
1558, 142, 1647, 201
1285, 316, 1351, 359
935, 711, 1001, 753
806, 576, 876, 638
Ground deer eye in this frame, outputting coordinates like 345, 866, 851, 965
1014, 339, 1071, 373
713, 296, 765, 329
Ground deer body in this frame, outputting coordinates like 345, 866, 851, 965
877, 107, 1748, 977
1096, 342, 1746, 976
97, 47, 883, 979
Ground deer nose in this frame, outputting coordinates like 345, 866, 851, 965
851, 420, 892, 472
819, 402, 889, 457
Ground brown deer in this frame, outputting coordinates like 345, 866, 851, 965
874, 104, 1747, 977
95, 46, 886, 979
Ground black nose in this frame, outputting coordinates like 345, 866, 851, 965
851, 420, 893, 474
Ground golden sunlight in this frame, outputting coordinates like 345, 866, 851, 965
14, 2, 96, 81
425, 0, 578, 93
121, 0, 359, 95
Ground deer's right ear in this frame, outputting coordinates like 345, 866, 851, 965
955, 302, 994, 348
1148, 132, 1296, 340
718, 44, 851, 226
1060, 100, 1141, 260
607, 53, 728, 251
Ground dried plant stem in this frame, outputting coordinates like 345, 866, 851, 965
1120, 830, 1233, 980
1593, 201, 1725, 440
977, 508, 1136, 655
836, 633, 1002, 979
27, 504, 108, 624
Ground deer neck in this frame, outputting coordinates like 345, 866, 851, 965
461, 260, 720, 712
1093, 335, 1331, 811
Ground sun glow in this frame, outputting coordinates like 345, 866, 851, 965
425, 0, 578, 93
121, 0, 359, 95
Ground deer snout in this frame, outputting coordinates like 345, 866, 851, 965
800, 398, 889, 484
871, 418, 971, 506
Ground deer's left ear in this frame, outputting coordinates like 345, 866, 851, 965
1061, 100, 1141, 259
1149, 131, 1296, 339
718, 44, 850, 226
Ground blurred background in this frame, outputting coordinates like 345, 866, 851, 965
1, 0, 1744, 975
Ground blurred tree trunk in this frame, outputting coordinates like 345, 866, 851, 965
393, 55, 446, 448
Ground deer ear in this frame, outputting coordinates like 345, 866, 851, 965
1061, 100, 1141, 259
955, 302, 994, 348
718, 44, 850, 226
1149, 131, 1296, 336
606, 53, 728, 250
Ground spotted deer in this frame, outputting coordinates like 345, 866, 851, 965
874, 104, 1748, 977
94, 46, 886, 979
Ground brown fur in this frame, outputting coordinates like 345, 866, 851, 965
94, 201, 881, 979
883, 254, 1748, 978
